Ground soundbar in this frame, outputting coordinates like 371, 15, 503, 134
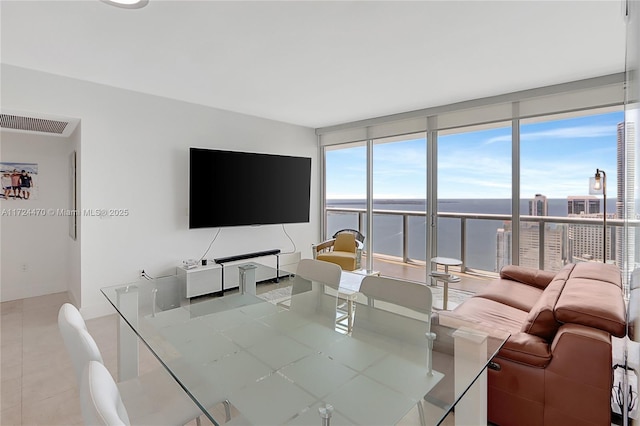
214, 249, 281, 264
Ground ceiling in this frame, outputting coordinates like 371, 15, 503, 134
0, 1, 628, 129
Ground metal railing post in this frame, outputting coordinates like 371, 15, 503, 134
460, 217, 467, 272
538, 221, 545, 270
403, 214, 409, 263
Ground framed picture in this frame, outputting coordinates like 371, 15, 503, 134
1, 162, 38, 201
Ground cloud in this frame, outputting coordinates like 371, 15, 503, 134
484, 125, 617, 145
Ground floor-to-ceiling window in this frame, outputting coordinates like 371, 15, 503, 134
520, 109, 623, 271
372, 133, 427, 280
324, 141, 367, 239
319, 75, 625, 283
437, 123, 512, 273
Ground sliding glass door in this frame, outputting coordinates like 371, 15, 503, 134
325, 141, 367, 239
437, 123, 512, 274
520, 109, 622, 270
372, 133, 427, 280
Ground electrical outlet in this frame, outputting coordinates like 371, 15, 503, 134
140, 269, 146, 278
21, 264, 28, 272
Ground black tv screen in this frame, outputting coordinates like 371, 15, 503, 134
189, 148, 311, 228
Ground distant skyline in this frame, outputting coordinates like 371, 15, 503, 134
325, 110, 624, 199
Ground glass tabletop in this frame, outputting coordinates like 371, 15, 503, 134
101, 263, 509, 426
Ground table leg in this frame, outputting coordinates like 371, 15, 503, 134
452, 328, 488, 426
239, 263, 258, 295
443, 280, 449, 311
116, 286, 139, 381
319, 403, 334, 426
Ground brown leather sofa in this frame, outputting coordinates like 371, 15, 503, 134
442, 262, 626, 426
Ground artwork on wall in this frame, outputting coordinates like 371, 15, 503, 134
0, 162, 38, 201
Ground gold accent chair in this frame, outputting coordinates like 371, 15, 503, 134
312, 229, 364, 271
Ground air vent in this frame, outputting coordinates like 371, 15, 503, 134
1, 114, 68, 134
0, 111, 79, 137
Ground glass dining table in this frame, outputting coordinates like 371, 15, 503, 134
101, 262, 509, 426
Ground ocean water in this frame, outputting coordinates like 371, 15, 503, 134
326, 198, 615, 272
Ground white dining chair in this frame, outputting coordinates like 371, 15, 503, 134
295, 258, 342, 290
289, 259, 343, 328
58, 303, 217, 426
80, 360, 130, 426
356, 276, 436, 426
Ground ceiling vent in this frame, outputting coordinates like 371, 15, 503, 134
0, 110, 79, 138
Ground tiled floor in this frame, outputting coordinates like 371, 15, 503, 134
2, 292, 84, 425
1, 282, 456, 426
0, 292, 228, 426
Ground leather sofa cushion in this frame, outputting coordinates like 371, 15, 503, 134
554, 262, 625, 337
497, 332, 552, 367
565, 262, 622, 287
449, 297, 528, 334
500, 265, 557, 289
475, 278, 544, 312
520, 274, 568, 341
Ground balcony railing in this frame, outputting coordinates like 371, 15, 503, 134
326, 206, 638, 275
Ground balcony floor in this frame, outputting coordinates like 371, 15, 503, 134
367, 254, 493, 294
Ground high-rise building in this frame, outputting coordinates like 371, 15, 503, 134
616, 121, 636, 268
496, 223, 511, 271
496, 221, 566, 272
567, 195, 600, 215
566, 195, 613, 263
529, 194, 548, 216
497, 194, 565, 272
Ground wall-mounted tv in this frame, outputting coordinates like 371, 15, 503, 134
189, 148, 311, 228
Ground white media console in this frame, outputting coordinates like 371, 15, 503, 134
177, 250, 300, 298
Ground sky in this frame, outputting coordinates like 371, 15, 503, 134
325, 110, 624, 199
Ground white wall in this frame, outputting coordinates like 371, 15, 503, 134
1, 64, 319, 318
0, 131, 74, 301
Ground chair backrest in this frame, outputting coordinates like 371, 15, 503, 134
333, 233, 356, 253
58, 303, 104, 385
290, 259, 342, 327
80, 361, 131, 426
333, 228, 365, 243
296, 258, 342, 290
359, 276, 432, 315
354, 276, 433, 361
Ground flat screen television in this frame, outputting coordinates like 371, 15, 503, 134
189, 148, 312, 228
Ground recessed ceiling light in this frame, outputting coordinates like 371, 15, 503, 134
101, 0, 149, 9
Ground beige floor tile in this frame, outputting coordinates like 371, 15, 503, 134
21, 305, 65, 331
22, 387, 83, 426
22, 323, 67, 356
0, 403, 21, 425
1, 313, 22, 348
85, 314, 118, 343
1, 376, 21, 411
0, 300, 22, 316
1, 344, 22, 382
22, 345, 74, 378
21, 352, 76, 402
21, 292, 70, 313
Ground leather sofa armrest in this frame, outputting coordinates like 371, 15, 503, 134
499, 265, 556, 289
496, 332, 552, 368
544, 324, 613, 425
